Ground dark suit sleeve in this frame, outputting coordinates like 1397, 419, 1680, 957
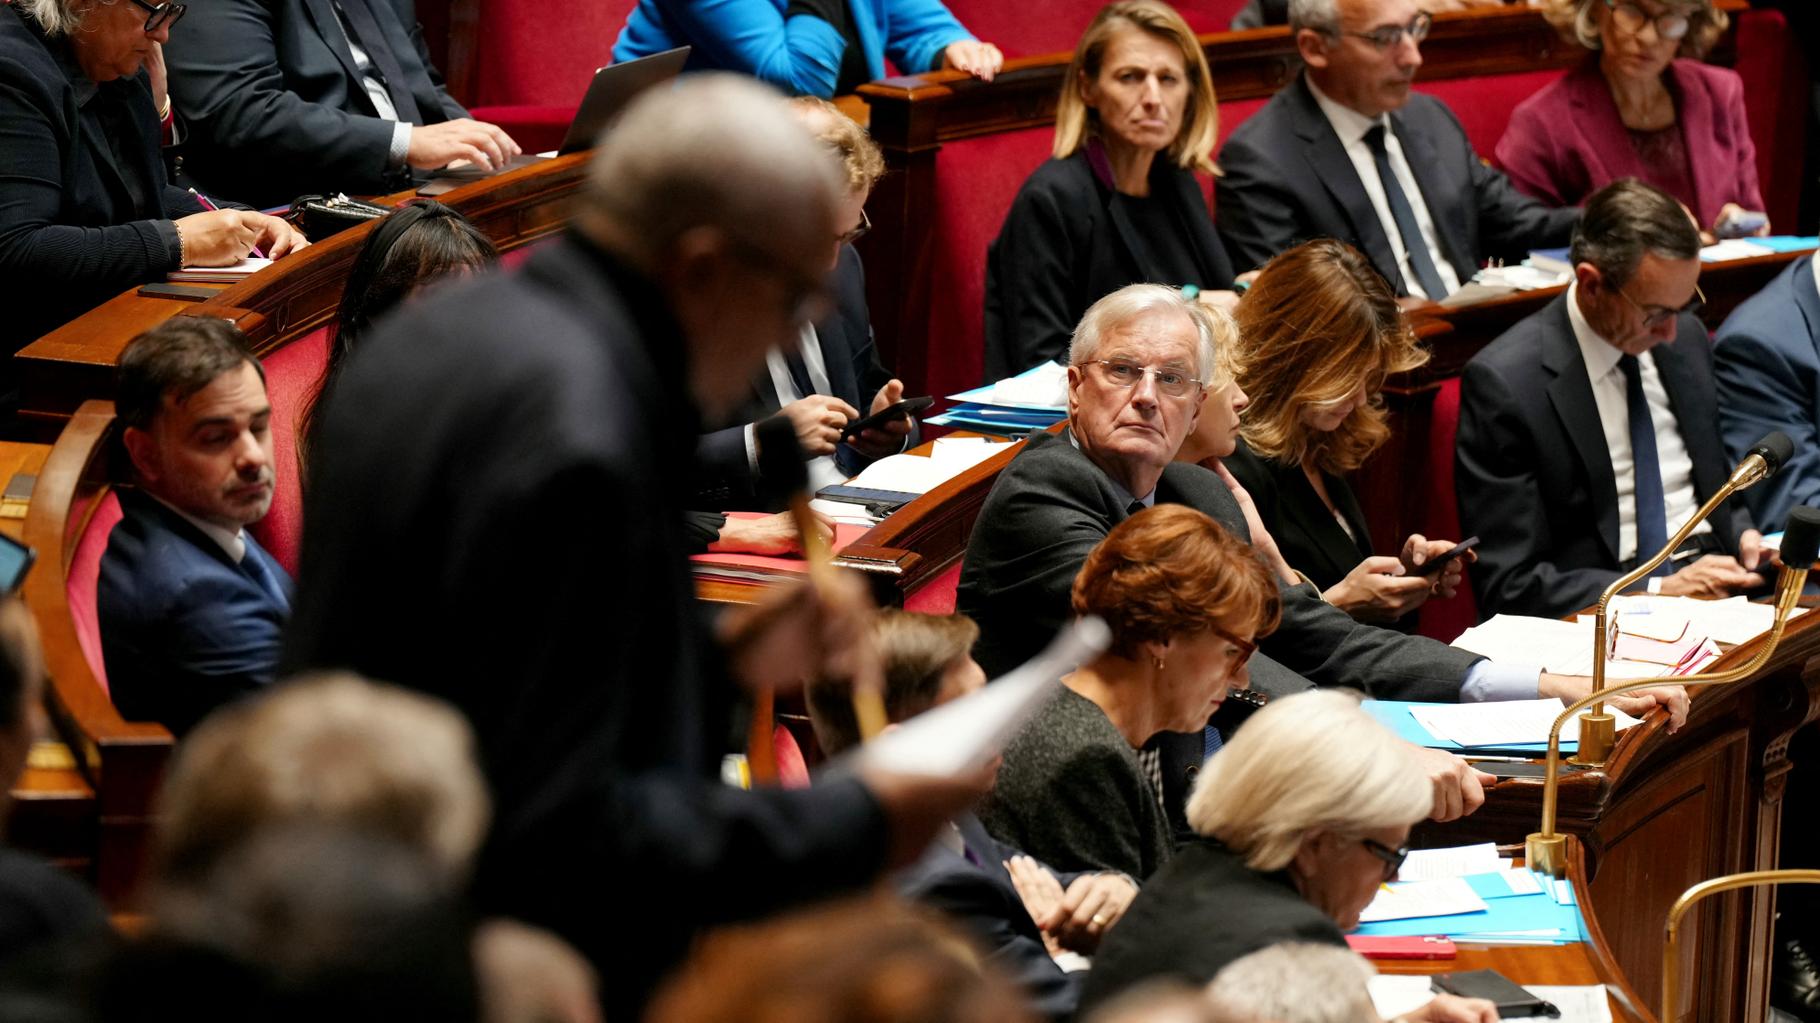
693, 424, 758, 508
833, 246, 920, 475
1715, 323, 1820, 532
392, 0, 470, 121
1213, 133, 1300, 271
990, 174, 1092, 374
163, 0, 399, 193
907, 868, 1083, 1021
0, 77, 183, 296
119, 571, 286, 735
1456, 357, 1621, 617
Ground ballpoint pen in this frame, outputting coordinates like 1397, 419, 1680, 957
188, 187, 267, 259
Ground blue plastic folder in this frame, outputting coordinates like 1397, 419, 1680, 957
1351, 890, 1585, 943
1750, 235, 1820, 253
1360, 700, 1576, 756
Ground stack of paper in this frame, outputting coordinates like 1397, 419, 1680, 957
927, 363, 1068, 436
1363, 698, 1641, 756
1352, 868, 1585, 945
841, 437, 1010, 496
167, 257, 273, 283
1451, 613, 1717, 678
1398, 843, 1507, 882
1357, 877, 1488, 923
1586, 593, 1806, 647
689, 514, 871, 586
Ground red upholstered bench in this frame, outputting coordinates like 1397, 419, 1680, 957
1414, 70, 1562, 161
66, 491, 123, 696
250, 326, 332, 579
464, 0, 639, 154
905, 560, 964, 615
938, 0, 1253, 58
1416, 376, 1478, 642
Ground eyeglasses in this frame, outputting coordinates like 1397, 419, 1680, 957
1087, 359, 1206, 400
1614, 280, 1706, 329
1361, 838, 1410, 882
126, 0, 188, 32
1205, 621, 1257, 669
1605, 0, 1692, 41
1330, 10, 1431, 50
837, 208, 871, 247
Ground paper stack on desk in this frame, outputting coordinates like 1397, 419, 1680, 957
1583, 593, 1806, 647
167, 257, 272, 283
689, 514, 871, 587
1451, 613, 1718, 677
1363, 698, 1641, 756
1352, 868, 1584, 945
927, 363, 1068, 436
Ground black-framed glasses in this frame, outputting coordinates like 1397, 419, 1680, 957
126, 0, 188, 33
1205, 621, 1257, 669
837, 208, 871, 247
1604, 0, 1692, 41
1087, 359, 1206, 400
1615, 281, 1706, 329
1331, 10, 1431, 50
1361, 838, 1410, 882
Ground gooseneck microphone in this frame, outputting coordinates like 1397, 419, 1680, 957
1726, 431, 1794, 490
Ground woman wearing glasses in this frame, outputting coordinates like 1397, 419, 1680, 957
977, 503, 1280, 882
0, 0, 305, 359
983, 0, 1243, 381
1496, 0, 1768, 240
1078, 689, 1473, 1017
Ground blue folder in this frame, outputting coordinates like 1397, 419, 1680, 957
1360, 700, 1577, 756
1351, 889, 1585, 943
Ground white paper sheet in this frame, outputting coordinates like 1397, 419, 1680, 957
1358, 877, 1489, 923
1581, 593, 1807, 647
1451, 614, 1702, 678
1369, 977, 1613, 1022
1409, 699, 1642, 748
1397, 843, 1503, 882
843, 439, 1009, 496
844, 618, 1110, 778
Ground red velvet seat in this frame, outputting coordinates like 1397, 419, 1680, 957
250, 326, 332, 579
940, 0, 1253, 57
1415, 376, 1477, 641
1733, 8, 1805, 231
464, 0, 640, 153
1413, 70, 1562, 161
905, 560, 964, 615
66, 491, 123, 696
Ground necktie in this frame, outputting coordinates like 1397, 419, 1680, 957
335, 0, 424, 125
1362, 124, 1449, 301
783, 349, 817, 400
1618, 354, 1670, 575
241, 545, 293, 613
1126, 499, 1145, 519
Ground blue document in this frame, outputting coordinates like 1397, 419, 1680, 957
1361, 700, 1577, 756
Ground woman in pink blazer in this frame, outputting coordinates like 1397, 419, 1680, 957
1496, 0, 1767, 238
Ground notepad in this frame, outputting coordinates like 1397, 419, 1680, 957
1358, 877, 1488, 923
1397, 843, 1504, 882
167, 257, 273, 283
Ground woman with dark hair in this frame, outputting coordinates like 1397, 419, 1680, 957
1219, 239, 1469, 630
298, 201, 497, 470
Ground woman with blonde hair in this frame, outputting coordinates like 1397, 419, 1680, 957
1223, 239, 1469, 630
1077, 690, 1448, 1015
1496, 0, 1764, 239
984, 0, 1243, 381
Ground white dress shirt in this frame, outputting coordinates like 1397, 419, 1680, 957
1565, 283, 1709, 564
1306, 79, 1462, 300
148, 494, 248, 563
743, 323, 846, 492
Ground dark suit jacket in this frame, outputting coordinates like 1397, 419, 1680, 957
956, 430, 1480, 701
895, 813, 1086, 1022
1456, 294, 1754, 619
1215, 74, 1577, 296
282, 233, 888, 1019
1078, 839, 1347, 1013
96, 490, 292, 737
985, 148, 1236, 381
1714, 256, 1820, 532
163, 0, 469, 208
695, 243, 907, 507
0, 5, 206, 358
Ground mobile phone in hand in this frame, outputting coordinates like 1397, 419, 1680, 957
840, 396, 933, 441
1415, 536, 1479, 577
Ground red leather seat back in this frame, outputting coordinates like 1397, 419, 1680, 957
250, 327, 333, 579
1416, 376, 1477, 641
471, 0, 637, 109
68, 491, 123, 696
1734, 8, 1804, 231
939, 0, 1251, 58
1413, 70, 1562, 160
905, 560, 965, 615
774, 725, 811, 789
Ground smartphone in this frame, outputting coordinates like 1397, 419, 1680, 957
0, 534, 37, 597
840, 396, 934, 441
1415, 535, 1479, 577
1715, 209, 1769, 239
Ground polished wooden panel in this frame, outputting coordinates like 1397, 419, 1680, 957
19, 401, 171, 907
14, 153, 592, 428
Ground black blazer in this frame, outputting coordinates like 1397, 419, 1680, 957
894, 813, 1087, 1022
956, 430, 1481, 699
1078, 840, 1346, 1013
1223, 440, 1419, 634
985, 148, 1236, 381
163, 0, 469, 208
0, 5, 206, 357
283, 234, 890, 1019
1456, 294, 1754, 619
695, 243, 908, 507
1215, 75, 1577, 296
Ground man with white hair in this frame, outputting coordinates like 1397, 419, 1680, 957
1215, 0, 1576, 299
1204, 943, 1497, 1023
284, 75, 985, 1019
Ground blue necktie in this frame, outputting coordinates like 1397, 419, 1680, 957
240, 545, 292, 613
1618, 354, 1670, 576
1362, 124, 1449, 301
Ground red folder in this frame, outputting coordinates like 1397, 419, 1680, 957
1345, 934, 1458, 960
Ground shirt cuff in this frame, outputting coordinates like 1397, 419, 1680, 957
743, 423, 759, 477
387, 122, 412, 173
1458, 659, 1543, 703
156, 219, 184, 266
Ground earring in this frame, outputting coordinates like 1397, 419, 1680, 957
1154, 656, 1166, 673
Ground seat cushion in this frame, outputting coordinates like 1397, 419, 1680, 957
1413, 70, 1562, 161
68, 491, 123, 695
250, 327, 332, 579
1417, 376, 1478, 641
905, 561, 964, 615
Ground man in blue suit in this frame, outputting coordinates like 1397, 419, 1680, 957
98, 317, 291, 736
1714, 255, 1820, 532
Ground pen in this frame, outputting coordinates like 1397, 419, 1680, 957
188, 187, 267, 259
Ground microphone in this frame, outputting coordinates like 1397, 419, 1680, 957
1726, 431, 1794, 490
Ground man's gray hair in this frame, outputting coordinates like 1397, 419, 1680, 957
1068, 284, 1220, 389
15, 0, 88, 36
1204, 944, 1379, 1023
1287, 0, 1341, 33
582, 74, 844, 266
1568, 177, 1702, 290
